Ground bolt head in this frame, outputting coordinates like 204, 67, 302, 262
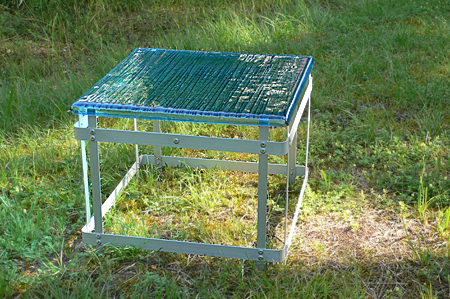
260, 142, 266, 148
90, 136, 96, 141
258, 249, 264, 255
258, 256, 264, 261
260, 149, 266, 154
96, 234, 101, 239
96, 240, 102, 245
173, 138, 179, 144
90, 129, 95, 135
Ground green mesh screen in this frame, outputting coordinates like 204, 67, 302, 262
71, 48, 313, 126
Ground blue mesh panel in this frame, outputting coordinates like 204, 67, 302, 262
71, 48, 314, 126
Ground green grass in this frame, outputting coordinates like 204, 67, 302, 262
1, 0, 450, 297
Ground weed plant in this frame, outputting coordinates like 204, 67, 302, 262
1, 0, 450, 298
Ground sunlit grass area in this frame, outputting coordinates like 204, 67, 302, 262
1, 0, 450, 297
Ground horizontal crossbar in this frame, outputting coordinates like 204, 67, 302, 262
74, 127, 289, 155
140, 155, 306, 176
82, 232, 287, 262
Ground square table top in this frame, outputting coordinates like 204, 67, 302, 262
71, 48, 313, 127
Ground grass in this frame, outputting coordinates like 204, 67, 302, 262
1, 0, 450, 297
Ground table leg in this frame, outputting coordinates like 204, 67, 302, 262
79, 115, 91, 224
257, 126, 269, 270
153, 120, 162, 166
134, 119, 140, 177
287, 128, 298, 186
88, 116, 103, 235
305, 95, 311, 170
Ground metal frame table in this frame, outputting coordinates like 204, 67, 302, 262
72, 48, 314, 266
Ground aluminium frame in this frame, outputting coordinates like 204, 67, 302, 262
74, 75, 312, 265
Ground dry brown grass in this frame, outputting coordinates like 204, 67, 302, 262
288, 194, 449, 298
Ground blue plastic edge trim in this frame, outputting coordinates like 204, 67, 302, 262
285, 57, 314, 126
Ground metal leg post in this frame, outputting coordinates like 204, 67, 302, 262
287, 127, 298, 186
79, 115, 91, 224
88, 116, 103, 235
134, 119, 140, 178
305, 94, 311, 170
153, 120, 162, 166
257, 126, 269, 270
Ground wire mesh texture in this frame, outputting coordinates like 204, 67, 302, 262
71, 48, 314, 126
